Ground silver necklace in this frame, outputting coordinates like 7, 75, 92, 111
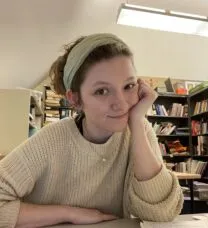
82, 118, 107, 163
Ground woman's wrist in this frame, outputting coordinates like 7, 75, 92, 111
129, 116, 145, 130
61, 205, 75, 222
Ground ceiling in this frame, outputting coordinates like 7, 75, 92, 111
0, 0, 208, 89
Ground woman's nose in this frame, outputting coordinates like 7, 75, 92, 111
110, 93, 128, 111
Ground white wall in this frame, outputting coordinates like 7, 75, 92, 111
0, 0, 208, 89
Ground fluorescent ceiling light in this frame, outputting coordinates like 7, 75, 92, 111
170, 11, 207, 20
117, 4, 208, 37
125, 4, 165, 13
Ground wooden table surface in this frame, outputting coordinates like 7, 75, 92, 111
173, 172, 201, 180
44, 214, 208, 228
45, 219, 141, 228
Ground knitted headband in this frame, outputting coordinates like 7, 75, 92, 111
63, 33, 128, 90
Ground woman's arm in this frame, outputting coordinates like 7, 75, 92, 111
16, 203, 69, 228
130, 118, 162, 181
125, 80, 183, 221
16, 203, 117, 228
129, 79, 162, 181
0, 143, 116, 227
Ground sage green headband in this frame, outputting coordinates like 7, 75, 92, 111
63, 33, 128, 91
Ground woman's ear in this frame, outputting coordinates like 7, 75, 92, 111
66, 90, 79, 107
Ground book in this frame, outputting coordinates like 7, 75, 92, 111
175, 159, 208, 175
192, 120, 201, 136
153, 122, 176, 135
164, 78, 175, 92
189, 81, 208, 94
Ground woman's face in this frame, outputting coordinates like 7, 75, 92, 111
80, 56, 139, 132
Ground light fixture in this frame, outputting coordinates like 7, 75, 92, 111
117, 4, 208, 37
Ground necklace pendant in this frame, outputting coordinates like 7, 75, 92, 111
102, 158, 107, 162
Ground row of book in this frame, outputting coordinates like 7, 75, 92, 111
192, 120, 208, 135
193, 136, 208, 156
193, 99, 208, 115
159, 139, 188, 155
44, 88, 71, 125
45, 89, 63, 107
148, 103, 188, 117
193, 181, 208, 200
174, 159, 208, 177
44, 109, 71, 125
153, 122, 189, 136
153, 122, 176, 135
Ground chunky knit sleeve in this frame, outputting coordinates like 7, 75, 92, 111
124, 119, 184, 222
0, 128, 48, 228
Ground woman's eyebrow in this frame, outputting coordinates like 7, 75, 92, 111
92, 77, 136, 87
125, 76, 136, 82
92, 81, 110, 87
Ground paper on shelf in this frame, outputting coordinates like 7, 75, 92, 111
141, 219, 208, 228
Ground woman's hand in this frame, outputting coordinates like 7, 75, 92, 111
65, 206, 118, 225
129, 79, 158, 124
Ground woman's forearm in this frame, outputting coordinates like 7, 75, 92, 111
16, 202, 69, 228
130, 118, 162, 181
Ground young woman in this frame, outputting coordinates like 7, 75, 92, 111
0, 33, 183, 228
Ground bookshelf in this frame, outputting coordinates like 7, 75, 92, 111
147, 91, 208, 212
147, 94, 190, 158
43, 86, 72, 125
0, 89, 43, 156
147, 91, 208, 175
189, 86, 208, 182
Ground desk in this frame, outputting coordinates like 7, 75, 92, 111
44, 214, 208, 228
174, 172, 201, 213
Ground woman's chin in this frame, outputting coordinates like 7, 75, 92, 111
108, 122, 128, 132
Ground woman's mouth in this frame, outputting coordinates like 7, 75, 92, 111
108, 112, 128, 119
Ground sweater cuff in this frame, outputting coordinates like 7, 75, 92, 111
132, 166, 173, 204
0, 200, 20, 228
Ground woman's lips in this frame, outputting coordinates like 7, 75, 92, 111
108, 112, 128, 119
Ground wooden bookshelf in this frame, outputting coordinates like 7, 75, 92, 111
147, 93, 190, 159
189, 86, 208, 164
148, 91, 208, 183
43, 86, 72, 125
157, 93, 188, 98
191, 111, 208, 118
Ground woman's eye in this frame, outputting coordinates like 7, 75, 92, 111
124, 83, 136, 90
94, 88, 109, 96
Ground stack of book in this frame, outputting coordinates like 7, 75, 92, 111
167, 140, 188, 154
175, 127, 190, 135
45, 89, 62, 107
175, 162, 188, 173
175, 159, 207, 175
195, 136, 208, 155
193, 99, 208, 115
159, 142, 167, 155
148, 103, 188, 117
192, 120, 208, 135
44, 109, 60, 125
189, 81, 208, 94
159, 140, 189, 156
153, 122, 176, 135
193, 181, 208, 200
169, 103, 188, 117
190, 159, 208, 174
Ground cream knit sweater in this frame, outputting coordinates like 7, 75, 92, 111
0, 118, 183, 228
